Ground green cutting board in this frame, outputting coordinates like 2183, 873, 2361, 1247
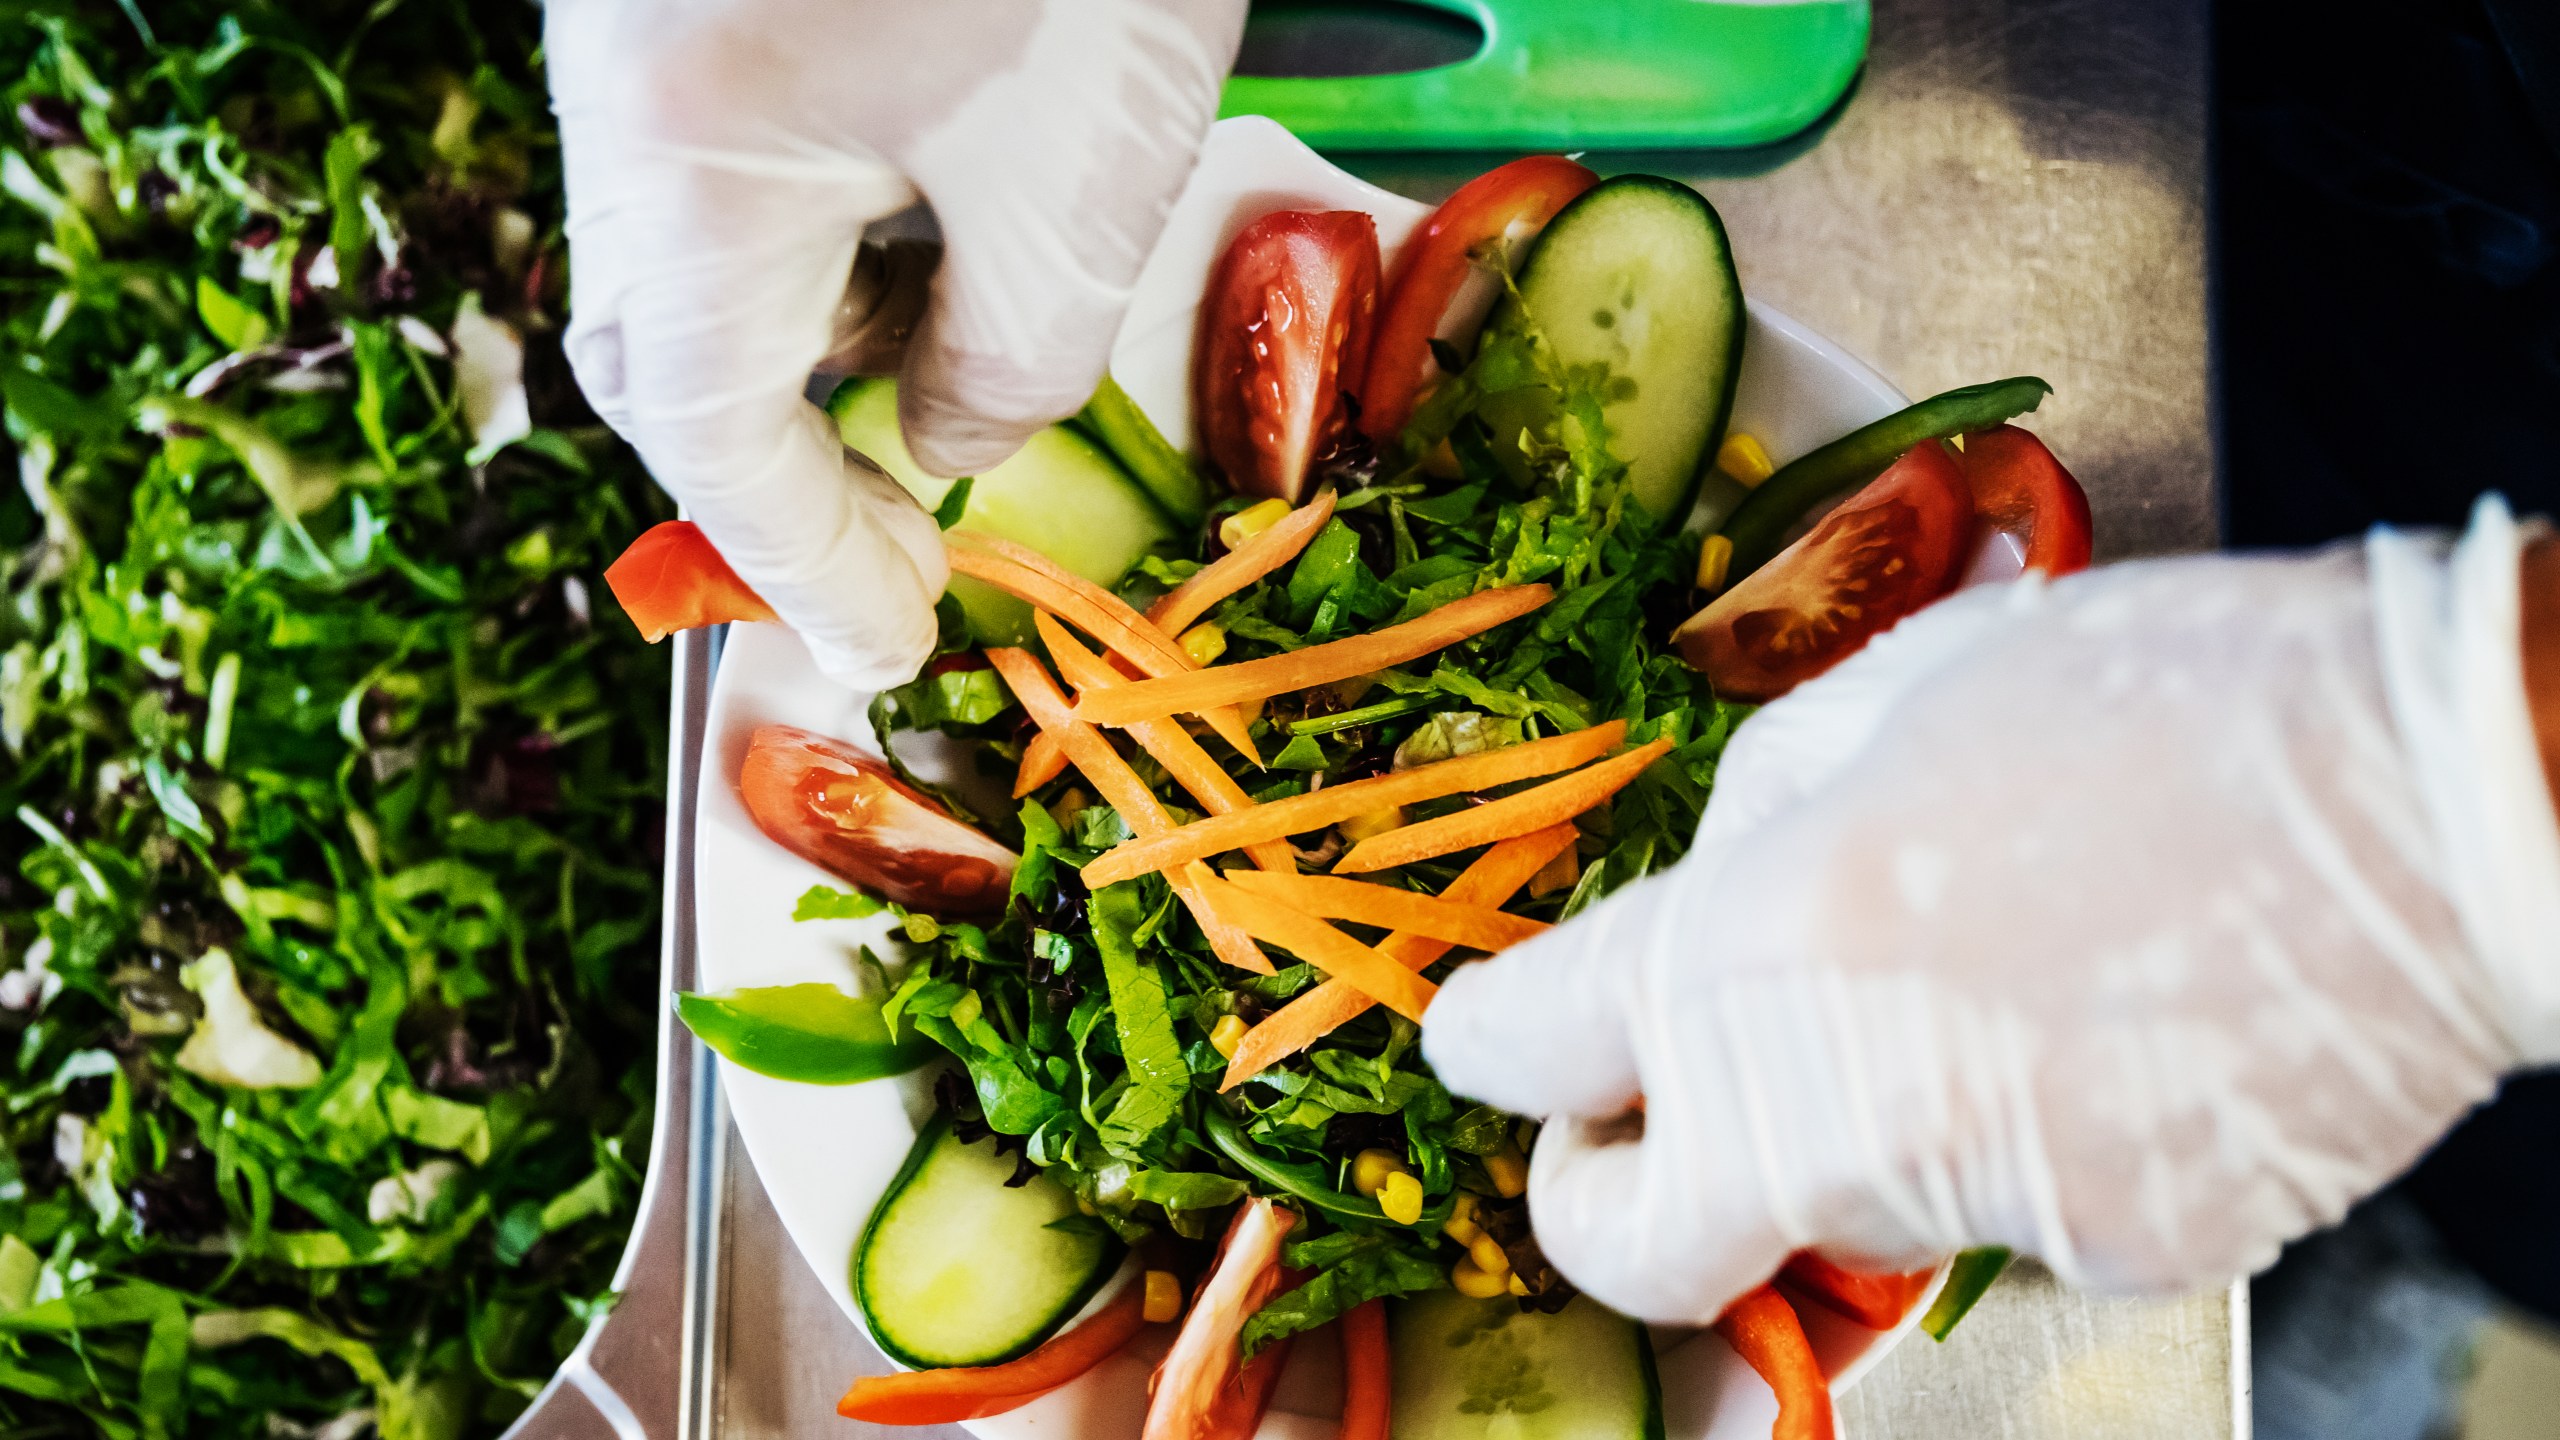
1222, 0, 1870, 151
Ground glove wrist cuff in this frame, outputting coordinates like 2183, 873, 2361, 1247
2370, 494, 2560, 1063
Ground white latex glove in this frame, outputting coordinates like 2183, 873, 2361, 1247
1423, 496, 2560, 1325
545, 0, 1246, 688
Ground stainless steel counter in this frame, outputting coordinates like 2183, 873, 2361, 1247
540, 1, 2243, 1436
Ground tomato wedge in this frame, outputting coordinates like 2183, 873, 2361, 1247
1714, 1285, 1835, 1440
1673, 441, 1974, 702
1196, 211, 1380, 504
737, 724, 1017, 915
1144, 1198, 1299, 1440
1958, 425, 2092, 576
1357, 156, 1599, 445
603, 520, 777, 641
836, 1279, 1154, 1425
1779, 1251, 1936, 1331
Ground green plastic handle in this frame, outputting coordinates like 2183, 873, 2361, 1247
1223, 0, 1871, 151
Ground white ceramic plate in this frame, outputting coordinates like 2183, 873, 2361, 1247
697, 116, 1938, 1440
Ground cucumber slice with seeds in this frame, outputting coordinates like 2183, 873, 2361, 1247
1391, 1289, 1665, 1440
829, 378, 1177, 647
1481, 175, 1745, 528
852, 1114, 1121, 1369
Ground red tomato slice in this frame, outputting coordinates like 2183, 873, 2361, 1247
737, 724, 1017, 916
1778, 1251, 1936, 1331
1196, 211, 1380, 503
1357, 156, 1599, 445
1144, 1198, 1299, 1440
835, 1279, 1154, 1425
602, 520, 777, 642
1957, 425, 2093, 577
1673, 442, 1975, 702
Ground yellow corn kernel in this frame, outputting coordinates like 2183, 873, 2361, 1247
1528, 843, 1580, 899
1507, 1271, 1532, 1298
1717, 432, 1776, 488
1441, 1192, 1481, 1246
1143, 1270, 1184, 1324
1467, 1232, 1512, 1277
1219, 498, 1294, 551
1209, 1014, 1250, 1059
1694, 534, 1735, 595
1351, 1148, 1408, 1198
1338, 806, 1407, 843
1451, 1257, 1511, 1300
1179, 622, 1228, 666
1486, 1142, 1529, 1199
1379, 1172, 1426, 1226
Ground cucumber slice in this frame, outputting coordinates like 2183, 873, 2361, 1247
828, 378, 1178, 646
1391, 1290, 1664, 1440
853, 1113, 1121, 1369
1482, 175, 1745, 527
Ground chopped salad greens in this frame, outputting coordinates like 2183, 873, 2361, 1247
842, 285, 1751, 1353
0, 6, 668, 1438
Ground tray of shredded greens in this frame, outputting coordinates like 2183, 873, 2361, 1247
0, 6, 676, 1437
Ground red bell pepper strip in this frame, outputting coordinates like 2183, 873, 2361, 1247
835, 1279, 1154, 1424
1358, 155, 1599, 445
1779, 1251, 1936, 1331
1956, 425, 2093, 576
1198, 1335, 1295, 1440
601, 520, 776, 641
1335, 1299, 1392, 1440
1715, 1285, 1834, 1440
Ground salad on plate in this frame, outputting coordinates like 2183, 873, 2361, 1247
612, 132, 2093, 1440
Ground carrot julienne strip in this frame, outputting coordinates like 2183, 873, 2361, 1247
1146, 490, 1339, 635
1333, 738, 1673, 874
1216, 869, 1548, 951
948, 536, 1260, 765
1080, 722, 1621, 887
983, 647, 1274, 974
1036, 613, 1296, 876
1013, 731, 1069, 798
1220, 824, 1574, 1090
1070, 584, 1555, 728
1187, 874, 1438, 1021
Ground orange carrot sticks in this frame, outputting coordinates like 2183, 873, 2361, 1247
948, 535, 1260, 764
1333, 738, 1672, 875
1080, 723, 1623, 887
1217, 870, 1549, 951
1187, 874, 1437, 1021
1146, 491, 1339, 635
1070, 585, 1555, 728
1221, 824, 1574, 1090
983, 648, 1274, 974
1036, 613, 1295, 876
1013, 731, 1069, 798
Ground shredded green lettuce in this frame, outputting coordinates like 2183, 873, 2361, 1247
0, 7, 665, 1436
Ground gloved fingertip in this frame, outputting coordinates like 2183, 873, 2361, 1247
1422, 947, 1641, 1119
895, 325, 1095, 480
1531, 1117, 1789, 1327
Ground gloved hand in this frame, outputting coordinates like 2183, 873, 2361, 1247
544, 0, 1246, 688
1423, 497, 2560, 1325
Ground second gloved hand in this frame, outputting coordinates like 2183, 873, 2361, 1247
1422, 499, 2560, 1325
546, 0, 1246, 687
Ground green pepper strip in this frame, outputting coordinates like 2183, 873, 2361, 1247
1719, 376, 2053, 581
1076, 373, 1211, 526
1204, 1107, 1453, 1229
675, 984, 936, 1085
1920, 1245, 2014, 1341
1287, 695, 1436, 737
